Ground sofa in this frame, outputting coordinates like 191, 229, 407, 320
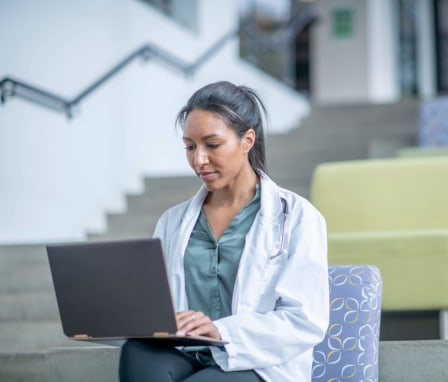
310, 156, 448, 338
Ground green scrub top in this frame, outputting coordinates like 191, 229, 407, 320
182, 185, 260, 366
184, 185, 261, 321
182, 185, 260, 365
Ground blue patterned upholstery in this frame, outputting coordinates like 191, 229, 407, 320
419, 96, 448, 146
312, 265, 383, 382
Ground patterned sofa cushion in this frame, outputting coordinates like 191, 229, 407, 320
312, 265, 383, 382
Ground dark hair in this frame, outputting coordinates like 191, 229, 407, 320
176, 81, 268, 175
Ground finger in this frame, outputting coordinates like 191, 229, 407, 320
187, 322, 221, 340
176, 310, 196, 325
179, 314, 210, 334
176, 311, 204, 330
176, 310, 194, 321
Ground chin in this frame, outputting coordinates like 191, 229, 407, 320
201, 179, 223, 192
202, 182, 218, 192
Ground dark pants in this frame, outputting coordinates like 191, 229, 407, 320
119, 339, 264, 382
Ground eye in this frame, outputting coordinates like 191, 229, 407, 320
207, 143, 220, 149
183, 145, 194, 151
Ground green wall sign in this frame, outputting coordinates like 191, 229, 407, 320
332, 7, 354, 38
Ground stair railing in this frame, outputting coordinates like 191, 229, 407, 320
0, 3, 317, 119
0, 28, 236, 119
242, 3, 319, 46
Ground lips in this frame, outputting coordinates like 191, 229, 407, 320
198, 171, 217, 181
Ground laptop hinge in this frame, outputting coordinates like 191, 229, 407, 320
73, 334, 91, 340
153, 332, 171, 337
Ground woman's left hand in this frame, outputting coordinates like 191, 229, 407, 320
176, 310, 222, 340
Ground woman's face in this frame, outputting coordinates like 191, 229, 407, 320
182, 109, 254, 191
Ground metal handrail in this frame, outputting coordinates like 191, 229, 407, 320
0, 4, 317, 119
241, 3, 319, 46
0, 30, 236, 119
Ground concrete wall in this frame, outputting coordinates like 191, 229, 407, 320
379, 340, 448, 381
0, 0, 308, 244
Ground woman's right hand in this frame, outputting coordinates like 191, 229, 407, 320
176, 310, 222, 340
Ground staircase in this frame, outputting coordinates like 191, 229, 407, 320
88, 97, 420, 241
266, 98, 419, 197
0, 99, 422, 381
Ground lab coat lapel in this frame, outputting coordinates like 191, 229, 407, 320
232, 175, 284, 313
167, 185, 208, 311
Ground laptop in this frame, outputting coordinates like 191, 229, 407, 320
46, 238, 227, 347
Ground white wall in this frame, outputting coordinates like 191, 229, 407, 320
312, 0, 369, 103
415, 0, 436, 98
311, 0, 399, 104
0, 0, 309, 244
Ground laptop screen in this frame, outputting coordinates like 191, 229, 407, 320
47, 238, 177, 339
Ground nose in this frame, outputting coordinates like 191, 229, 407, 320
193, 146, 209, 167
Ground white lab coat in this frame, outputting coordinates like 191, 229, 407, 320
153, 174, 329, 382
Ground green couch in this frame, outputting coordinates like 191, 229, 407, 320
310, 156, 448, 338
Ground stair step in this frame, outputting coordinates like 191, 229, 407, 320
45, 346, 120, 382
95, 214, 159, 238
0, 321, 72, 351
0, 245, 48, 266
142, 175, 200, 191
0, 291, 59, 322
0, 351, 46, 382
0, 345, 120, 382
0, 319, 124, 353
0, 264, 53, 292
2, 339, 448, 382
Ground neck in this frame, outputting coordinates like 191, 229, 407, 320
206, 168, 259, 208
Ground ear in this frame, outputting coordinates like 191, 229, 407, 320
242, 129, 256, 153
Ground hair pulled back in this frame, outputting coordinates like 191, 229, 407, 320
176, 81, 268, 176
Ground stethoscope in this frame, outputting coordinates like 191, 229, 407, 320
279, 197, 288, 254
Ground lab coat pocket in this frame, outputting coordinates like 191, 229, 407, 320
257, 250, 288, 310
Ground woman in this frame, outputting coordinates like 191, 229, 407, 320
119, 81, 329, 381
